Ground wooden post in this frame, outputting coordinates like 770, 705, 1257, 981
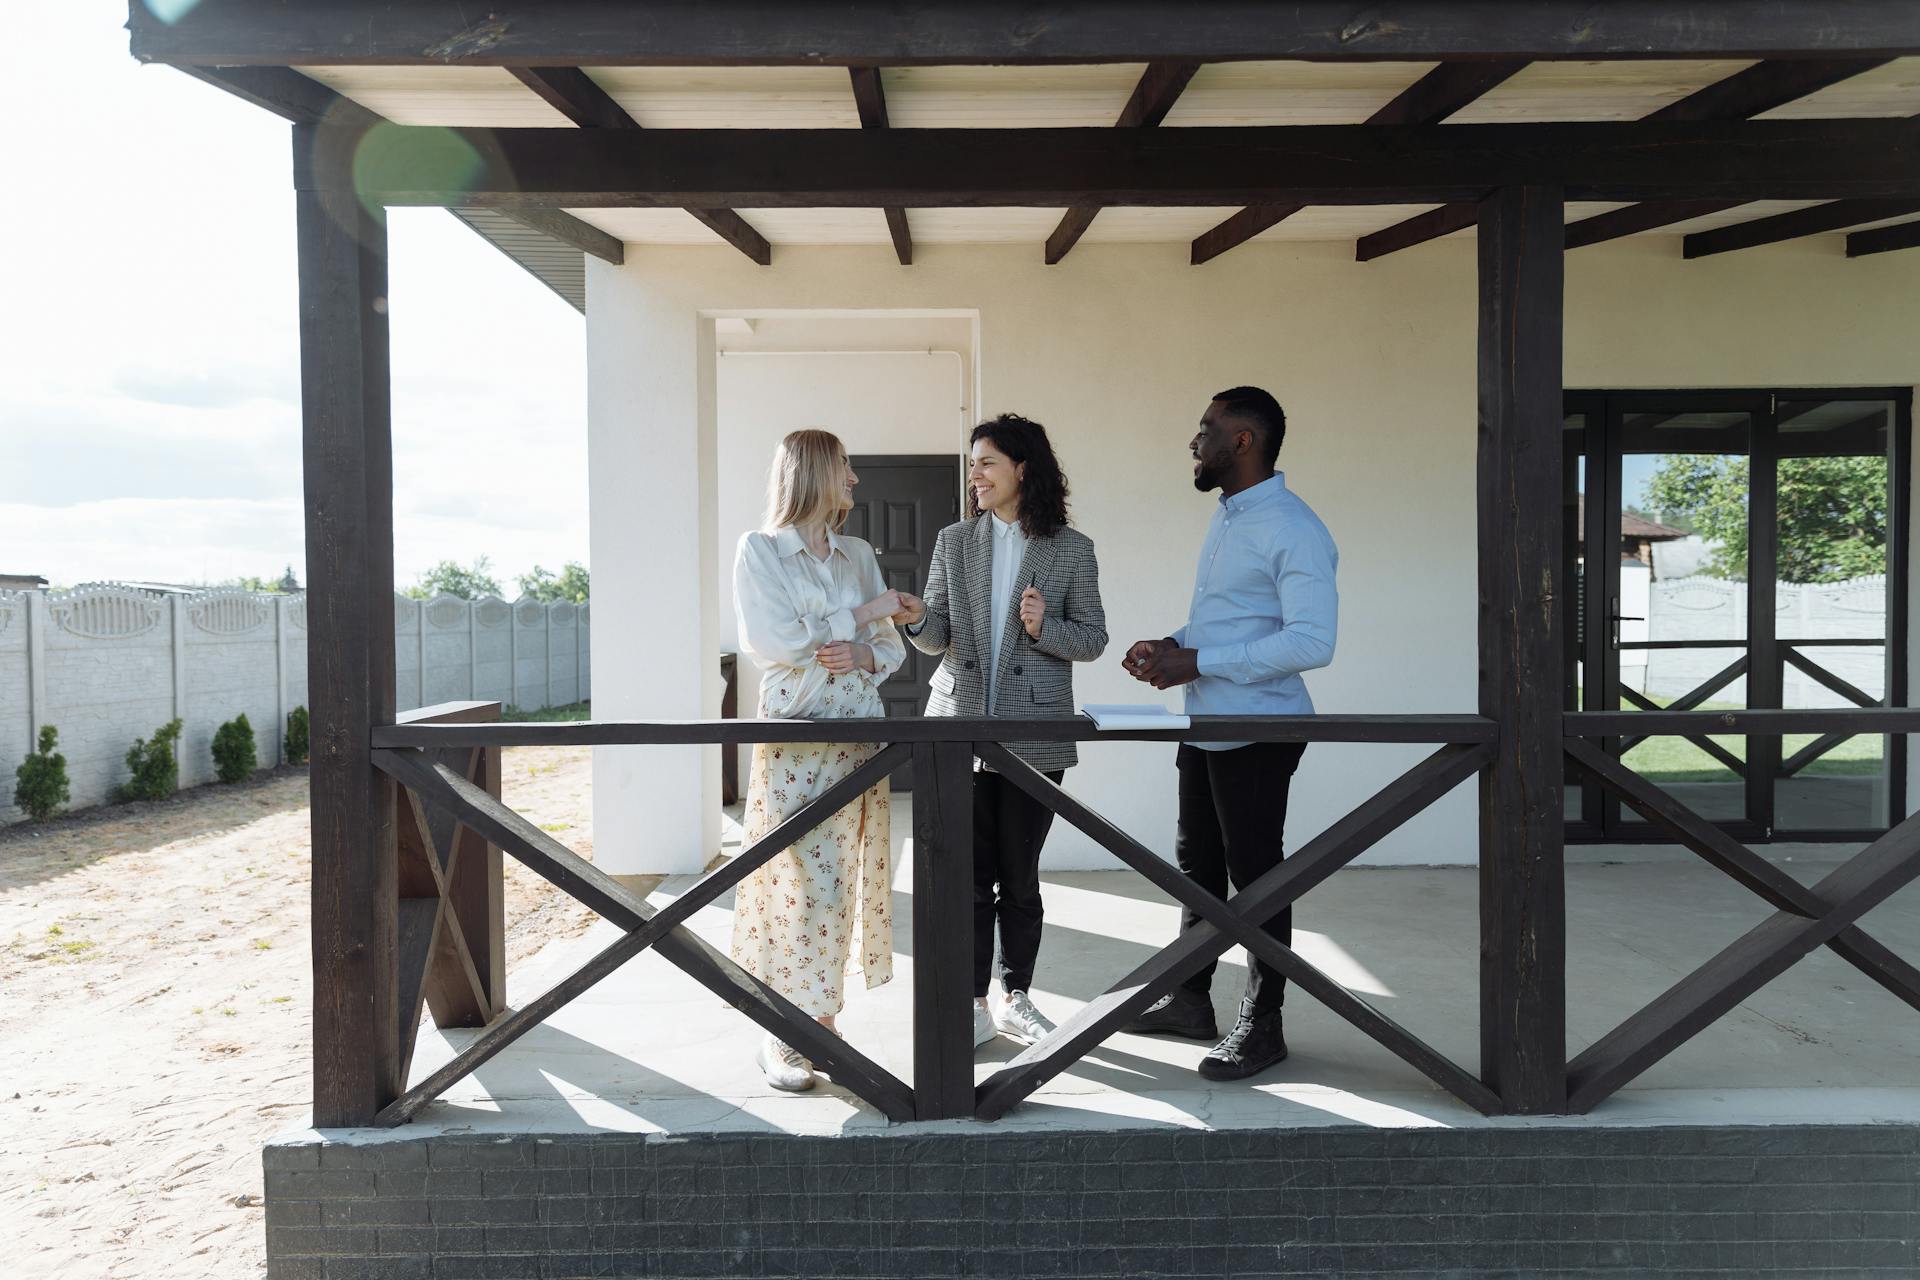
911, 740, 975, 1119
297, 122, 401, 1127
1477, 184, 1568, 1114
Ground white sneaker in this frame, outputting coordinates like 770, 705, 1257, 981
757, 1034, 816, 1092
973, 1001, 996, 1048
994, 990, 1057, 1045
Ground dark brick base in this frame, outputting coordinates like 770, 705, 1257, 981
264, 1124, 1920, 1278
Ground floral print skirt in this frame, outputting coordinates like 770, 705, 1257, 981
729, 739, 894, 1017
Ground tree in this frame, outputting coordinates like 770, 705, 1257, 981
1644, 453, 1886, 584
517, 561, 590, 604
406, 556, 503, 600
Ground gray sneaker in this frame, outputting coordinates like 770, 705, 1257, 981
993, 990, 1057, 1045
757, 1034, 816, 1092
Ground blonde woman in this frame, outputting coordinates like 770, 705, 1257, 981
731, 429, 909, 1092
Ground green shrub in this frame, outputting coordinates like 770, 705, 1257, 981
284, 705, 310, 765
118, 718, 184, 802
13, 725, 71, 821
212, 714, 257, 784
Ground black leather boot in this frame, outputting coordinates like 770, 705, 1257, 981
1122, 987, 1218, 1040
1197, 998, 1288, 1081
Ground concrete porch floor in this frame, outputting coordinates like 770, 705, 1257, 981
377, 793, 1920, 1143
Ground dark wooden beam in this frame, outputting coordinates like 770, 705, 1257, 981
1568, 707, 1920, 736
509, 66, 637, 131
1684, 197, 1920, 256
296, 132, 400, 1127
1561, 58, 1891, 247
848, 68, 912, 265
1477, 185, 1566, 1114
306, 118, 1920, 208
1194, 59, 1524, 265
127, 1, 1920, 67
509, 65, 769, 264
1370, 58, 1888, 259
911, 742, 974, 1118
183, 65, 622, 270
1048, 60, 1198, 263
1848, 217, 1920, 256
373, 712, 1499, 750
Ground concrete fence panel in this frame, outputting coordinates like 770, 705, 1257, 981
0, 585, 588, 823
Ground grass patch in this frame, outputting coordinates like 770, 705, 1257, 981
1598, 691, 1887, 784
502, 700, 590, 723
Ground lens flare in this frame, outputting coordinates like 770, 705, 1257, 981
351, 124, 486, 217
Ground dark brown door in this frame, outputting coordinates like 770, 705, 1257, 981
844, 454, 962, 790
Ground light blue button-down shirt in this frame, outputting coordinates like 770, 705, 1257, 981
1172, 471, 1339, 749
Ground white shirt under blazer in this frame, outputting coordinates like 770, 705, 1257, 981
907, 513, 1108, 773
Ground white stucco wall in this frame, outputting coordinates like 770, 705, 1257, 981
586, 236, 1920, 874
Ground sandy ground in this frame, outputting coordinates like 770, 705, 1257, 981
0, 746, 599, 1280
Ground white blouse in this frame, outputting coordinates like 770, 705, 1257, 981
734, 525, 905, 720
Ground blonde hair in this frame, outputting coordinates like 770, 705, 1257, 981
763, 429, 849, 533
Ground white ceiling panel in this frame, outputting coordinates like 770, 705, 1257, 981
882, 65, 1145, 128
1448, 60, 1756, 123
732, 209, 894, 244
1162, 61, 1437, 126
563, 208, 726, 244
294, 67, 572, 126
585, 67, 860, 128
1077, 207, 1247, 242
1249, 205, 1457, 242
908, 209, 1075, 242
1756, 57, 1920, 118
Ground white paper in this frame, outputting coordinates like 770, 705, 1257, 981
1079, 703, 1192, 731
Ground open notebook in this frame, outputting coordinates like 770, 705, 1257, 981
1079, 703, 1192, 731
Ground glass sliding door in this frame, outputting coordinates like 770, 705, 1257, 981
1562, 388, 1909, 842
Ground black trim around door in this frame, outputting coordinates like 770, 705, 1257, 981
1564, 387, 1911, 844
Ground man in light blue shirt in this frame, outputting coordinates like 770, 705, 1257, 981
1120, 386, 1338, 1082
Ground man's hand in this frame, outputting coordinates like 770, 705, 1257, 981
1123, 638, 1200, 688
893, 591, 927, 626
1018, 586, 1046, 639
854, 590, 904, 627
816, 641, 874, 674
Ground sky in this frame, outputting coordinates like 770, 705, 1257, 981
1, 4, 589, 595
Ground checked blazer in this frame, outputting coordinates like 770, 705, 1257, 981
907, 514, 1108, 772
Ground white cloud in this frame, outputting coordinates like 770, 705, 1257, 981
1, 5, 590, 595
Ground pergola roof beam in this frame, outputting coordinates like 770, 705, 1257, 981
1847, 218, 1920, 256
310, 118, 1920, 208
1361, 57, 1892, 260
848, 68, 913, 265
1192, 58, 1524, 265
1046, 59, 1198, 264
509, 66, 770, 265
1683, 197, 1920, 257
1561, 58, 1893, 249
126, 1, 1920, 66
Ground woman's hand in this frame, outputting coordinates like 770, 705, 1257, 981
853, 590, 904, 627
816, 641, 876, 674
1019, 586, 1046, 639
893, 591, 926, 626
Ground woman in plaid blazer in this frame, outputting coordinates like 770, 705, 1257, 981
897, 414, 1107, 1050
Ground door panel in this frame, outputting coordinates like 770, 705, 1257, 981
846, 454, 963, 790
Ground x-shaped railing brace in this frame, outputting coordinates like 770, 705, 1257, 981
972, 740, 1500, 1119
1563, 736, 1920, 1112
372, 743, 917, 1125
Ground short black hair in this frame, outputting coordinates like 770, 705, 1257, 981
1212, 386, 1287, 470
969, 413, 1071, 538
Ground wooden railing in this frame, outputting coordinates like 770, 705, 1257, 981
342, 706, 1920, 1124
1562, 705, 1920, 1112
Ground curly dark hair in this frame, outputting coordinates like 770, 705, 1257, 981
969, 413, 1071, 539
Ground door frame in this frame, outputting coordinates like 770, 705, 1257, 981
1564, 386, 1912, 843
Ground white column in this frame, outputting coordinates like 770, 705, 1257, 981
415, 599, 427, 712
586, 264, 720, 874
467, 598, 479, 699
24, 591, 48, 748
508, 600, 520, 712
543, 604, 554, 710
169, 595, 190, 782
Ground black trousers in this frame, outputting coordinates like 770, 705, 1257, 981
973, 767, 1063, 997
1175, 741, 1307, 1016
